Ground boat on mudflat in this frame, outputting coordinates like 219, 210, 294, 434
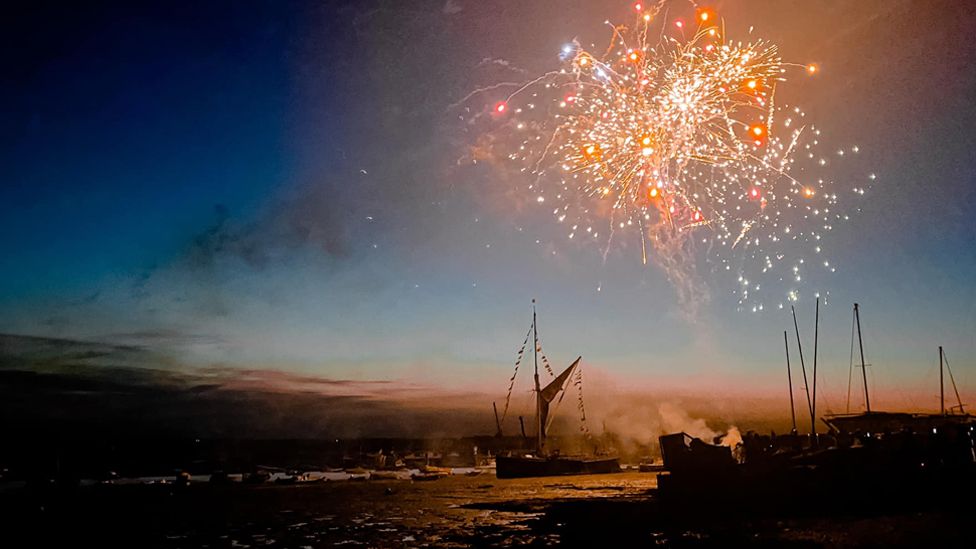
496, 453, 620, 478
493, 301, 620, 479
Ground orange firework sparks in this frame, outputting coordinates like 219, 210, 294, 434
463, 0, 870, 312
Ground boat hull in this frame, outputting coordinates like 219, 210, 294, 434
495, 455, 621, 479
823, 411, 975, 434
656, 427, 976, 509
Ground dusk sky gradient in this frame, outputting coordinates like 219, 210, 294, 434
2, 0, 975, 421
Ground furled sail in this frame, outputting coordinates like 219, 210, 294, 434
538, 357, 581, 440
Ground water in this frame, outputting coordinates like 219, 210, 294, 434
158, 472, 658, 547
5, 471, 974, 546
1, 472, 655, 547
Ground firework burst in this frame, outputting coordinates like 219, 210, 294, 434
464, 1, 869, 313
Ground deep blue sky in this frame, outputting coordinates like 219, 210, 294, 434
2, 0, 974, 414
1, 1, 295, 300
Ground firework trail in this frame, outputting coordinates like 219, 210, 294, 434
460, 1, 870, 314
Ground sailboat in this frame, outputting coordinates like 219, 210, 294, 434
822, 303, 975, 434
656, 301, 976, 506
494, 301, 620, 479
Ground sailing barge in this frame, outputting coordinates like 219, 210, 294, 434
494, 301, 620, 479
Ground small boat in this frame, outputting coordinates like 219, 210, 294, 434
174, 471, 191, 486
419, 465, 451, 475
494, 301, 620, 479
243, 471, 270, 484
209, 471, 232, 484
403, 452, 442, 468
410, 472, 443, 481
370, 470, 408, 480
638, 462, 665, 473
496, 453, 621, 478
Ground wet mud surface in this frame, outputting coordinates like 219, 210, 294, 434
3, 472, 975, 547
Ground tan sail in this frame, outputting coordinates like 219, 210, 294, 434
538, 357, 581, 442
494, 303, 620, 478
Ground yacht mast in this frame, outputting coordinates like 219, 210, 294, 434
854, 303, 871, 413
533, 300, 542, 454
791, 306, 814, 428
812, 297, 820, 435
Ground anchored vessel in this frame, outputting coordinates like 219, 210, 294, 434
494, 301, 620, 479
657, 302, 976, 507
822, 304, 974, 433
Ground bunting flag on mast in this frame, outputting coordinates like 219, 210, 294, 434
539, 348, 556, 377
500, 324, 533, 425
532, 320, 557, 377
574, 366, 590, 435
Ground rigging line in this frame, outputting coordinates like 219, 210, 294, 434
866, 360, 877, 410
785, 331, 796, 433
792, 305, 814, 421
846, 307, 856, 413
533, 323, 556, 378
538, 347, 556, 377
943, 351, 966, 413
500, 325, 534, 425
576, 365, 590, 435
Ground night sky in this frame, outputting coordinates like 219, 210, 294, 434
2, 0, 975, 431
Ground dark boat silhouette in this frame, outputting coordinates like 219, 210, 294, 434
494, 301, 620, 479
656, 302, 976, 508
823, 311, 974, 433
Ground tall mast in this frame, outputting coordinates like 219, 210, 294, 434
533, 299, 542, 454
940, 346, 945, 416
854, 303, 871, 413
784, 331, 797, 434
811, 297, 819, 436
791, 306, 814, 427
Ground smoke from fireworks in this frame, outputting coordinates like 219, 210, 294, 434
461, 1, 870, 314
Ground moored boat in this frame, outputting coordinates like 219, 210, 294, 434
494, 301, 620, 479
496, 453, 621, 478
656, 302, 976, 508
